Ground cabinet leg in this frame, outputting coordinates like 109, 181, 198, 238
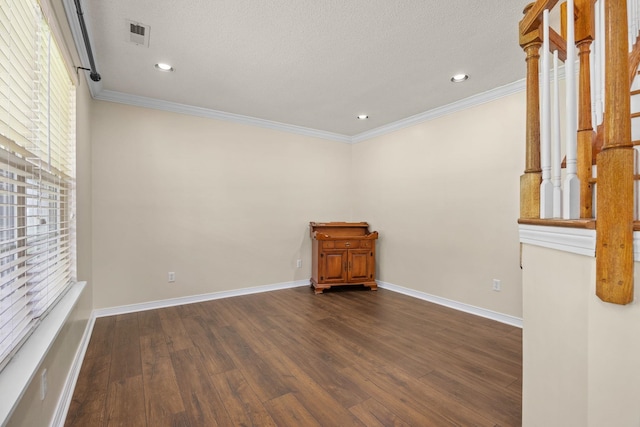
313, 284, 332, 294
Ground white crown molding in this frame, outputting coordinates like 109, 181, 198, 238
519, 224, 596, 257
96, 80, 527, 145
378, 280, 523, 328
350, 79, 527, 143
94, 90, 352, 143
93, 279, 310, 318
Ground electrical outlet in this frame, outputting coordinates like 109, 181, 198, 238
40, 369, 47, 400
493, 279, 501, 292
168, 272, 175, 283
296, 259, 302, 268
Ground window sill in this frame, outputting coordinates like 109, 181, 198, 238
0, 281, 86, 425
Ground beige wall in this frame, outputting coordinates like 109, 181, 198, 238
352, 92, 525, 317
522, 244, 589, 426
90, 101, 353, 308
91, 93, 525, 317
522, 244, 640, 426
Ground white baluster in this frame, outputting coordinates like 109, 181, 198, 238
633, 0, 636, 39
630, 0, 640, 39
540, 9, 553, 219
600, 0, 606, 115
632, 1, 640, 220
593, 0, 604, 127
635, 148, 639, 220
592, 163, 598, 219
590, 24, 597, 128
627, 1, 635, 52
564, 0, 580, 219
637, 0, 640, 40
552, 50, 563, 218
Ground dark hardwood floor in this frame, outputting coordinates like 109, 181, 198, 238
65, 286, 522, 426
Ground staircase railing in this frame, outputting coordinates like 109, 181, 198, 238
519, 0, 640, 304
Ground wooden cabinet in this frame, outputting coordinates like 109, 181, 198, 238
310, 222, 378, 294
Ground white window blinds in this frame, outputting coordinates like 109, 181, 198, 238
0, 0, 76, 372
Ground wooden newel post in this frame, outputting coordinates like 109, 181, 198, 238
595, 0, 634, 304
520, 4, 543, 219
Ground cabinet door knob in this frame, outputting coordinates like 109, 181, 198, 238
345, 242, 350, 247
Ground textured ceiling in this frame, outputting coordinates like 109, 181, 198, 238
69, 0, 531, 137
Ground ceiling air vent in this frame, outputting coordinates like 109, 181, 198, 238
126, 20, 150, 47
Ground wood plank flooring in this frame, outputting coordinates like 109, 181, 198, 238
65, 286, 522, 426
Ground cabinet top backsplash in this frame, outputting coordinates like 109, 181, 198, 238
309, 222, 376, 239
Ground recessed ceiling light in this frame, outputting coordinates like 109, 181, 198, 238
357, 114, 369, 120
451, 73, 469, 83
155, 63, 174, 72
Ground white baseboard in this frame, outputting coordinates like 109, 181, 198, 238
93, 279, 311, 318
50, 313, 96, 427
377, 281, 523, 328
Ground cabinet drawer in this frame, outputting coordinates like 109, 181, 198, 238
322, 240, 361, 249
335, 240, 360, 249
360, 240, 372, 249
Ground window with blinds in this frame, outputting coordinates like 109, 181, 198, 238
0, 0, 76, 372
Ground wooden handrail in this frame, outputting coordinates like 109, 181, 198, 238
521, 0, 561, 35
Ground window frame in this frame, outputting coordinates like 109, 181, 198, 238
0, 0, 77, 373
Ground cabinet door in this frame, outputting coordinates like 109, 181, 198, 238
319, 250, 347, 283
348, 249, 374, 282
